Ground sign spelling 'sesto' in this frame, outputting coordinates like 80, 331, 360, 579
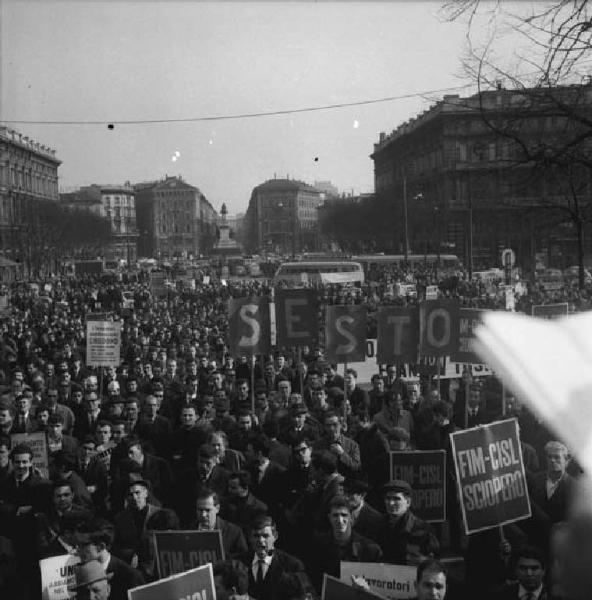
324, 305, 367, 363
275, 288, 319, 348
419, 300, 460, 357
376, 306, 419, 364
228, 297, 271, 356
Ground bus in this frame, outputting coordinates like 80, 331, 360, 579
273, 261, 364, 286
352, 254, 462, 275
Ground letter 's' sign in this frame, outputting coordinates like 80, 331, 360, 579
228, 297, 271, 356
325, 305, 367, 363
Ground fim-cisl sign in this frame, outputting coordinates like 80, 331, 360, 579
450, 418, 531, 535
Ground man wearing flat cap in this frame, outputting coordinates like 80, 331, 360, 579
279, 404, 319, 447
70, 559, 113, 600
375, 479, 434, 564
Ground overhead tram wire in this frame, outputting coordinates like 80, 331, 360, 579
0, 83, 476, 126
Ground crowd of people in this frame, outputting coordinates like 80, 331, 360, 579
0, 266, 587, 599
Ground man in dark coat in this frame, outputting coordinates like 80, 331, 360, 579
75, 522, 145, 600
173, 444, 230, 527
123, 437, 174, 507
112, 476, 179, 580
343, 477, 382, 541
190, 488, 248, 559
36, 481, 94, 558
221, 470, 268, 534
488, 545, 549, 600
308, 495, 382, 590
238, 514, 306, 600
374, 479, 434, 565
247, 434, 286, 512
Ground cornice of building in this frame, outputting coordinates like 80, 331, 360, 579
0, 125, 61, 164
372, 82, 592, 156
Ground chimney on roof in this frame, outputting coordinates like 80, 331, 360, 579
379, 132, 386, 142
496, 80, 503, 90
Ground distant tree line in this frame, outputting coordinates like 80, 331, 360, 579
10, 199, 112, 277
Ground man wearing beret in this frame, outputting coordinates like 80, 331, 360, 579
376, 479, 434, 564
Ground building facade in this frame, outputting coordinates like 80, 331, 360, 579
61, 183, 139, 264
198, 194, 218, 256
245, 178, 322, 254
371, 84, 592, 270
0, 127, 61, 257
135, 175, 214, 259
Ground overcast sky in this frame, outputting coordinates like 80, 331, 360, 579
2, 1, 524, 215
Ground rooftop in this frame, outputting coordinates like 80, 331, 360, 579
255, 178, 320, 194
0, 126, 61, 163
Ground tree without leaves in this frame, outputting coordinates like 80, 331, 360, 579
12, 201, 112, 276
442, 0, 592, 288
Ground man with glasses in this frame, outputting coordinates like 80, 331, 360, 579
233, 379, 251, 412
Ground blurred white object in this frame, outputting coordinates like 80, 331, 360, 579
474, 310, 592, 475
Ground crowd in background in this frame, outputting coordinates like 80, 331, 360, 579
0, 266, 584, 599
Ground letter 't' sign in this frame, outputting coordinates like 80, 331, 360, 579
275, 289, 319, 348
325, 305, 367, 363
228, 297, 271, 356
419, 300, 460, 357
376, 306, 419, 364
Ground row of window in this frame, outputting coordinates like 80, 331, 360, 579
0, 164, 57, 198
103, 195, 134, 206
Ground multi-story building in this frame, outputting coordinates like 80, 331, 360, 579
0, 126, 60, 257
245, 177, 322, 254
135, 175, 215, 259
371, 84, 592, 270
198, 194, 218, 256
61, 183, 139, 263
226, 212, 246, 247
314, 180, 340, 200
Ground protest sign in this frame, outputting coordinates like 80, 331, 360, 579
376, 307, 419, 364
425, 285, 439, 300
275, 288, 319, 348
40, 553, 80, 600
12, 431, 49, 478
445, 360, 492, 379
450, 418, 531, 534
389, 451, 446, 522
340, 562, 416, 600
154, 530, 224, 578
419, 300, 460, 357
503, 286, 515, 311
347, 339, 379, 384
532, 303, 569, 319
451, 309, 485, 364
322, 574, 383, 600
325, 305, 367, 363
128, 563, 215, 600
86, 319, 121, 367
0, 290, 10, 315
228, 296, 271, 356
149, 271, 167, 297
